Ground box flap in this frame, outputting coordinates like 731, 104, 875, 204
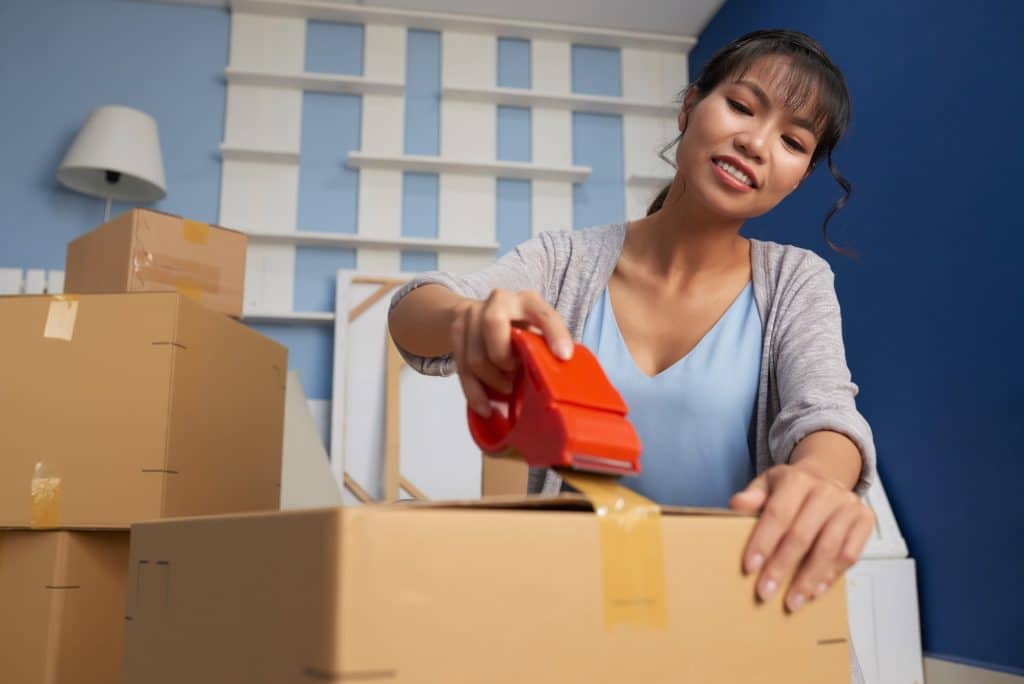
386, 493, 749, 517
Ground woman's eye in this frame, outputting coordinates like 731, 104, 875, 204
727, 98, 752, 115
782, 136, 807, 153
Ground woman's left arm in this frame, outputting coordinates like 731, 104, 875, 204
730, 257, 876, 613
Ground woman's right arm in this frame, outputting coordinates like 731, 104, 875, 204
388, 284, 573, 418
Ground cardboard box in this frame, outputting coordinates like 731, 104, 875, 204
124, 500, 851, 683
0, 293, 286, 529
481, 453, 529, 496
0, 530, 130, 683
65, 208, 247, 318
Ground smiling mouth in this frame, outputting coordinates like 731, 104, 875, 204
712, 158, 756, 188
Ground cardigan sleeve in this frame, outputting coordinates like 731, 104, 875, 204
387, 231, 557, 377
768, 256, 877, 497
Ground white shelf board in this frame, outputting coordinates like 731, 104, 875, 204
243, 310, 335, 325
347, 152, 590, 183
628, 174, 674, 186
226, 0, 696, 52
225, 66, 404, 96
220, 144, 299, 164
443, 85, 678, 116
243, 230, 499, 254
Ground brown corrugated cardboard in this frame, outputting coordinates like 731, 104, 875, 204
0, 292, 286, 529
481, 452, 530, 496
0, 530, 130, 683
65, 208, 247, 317
123, 501, 851, 683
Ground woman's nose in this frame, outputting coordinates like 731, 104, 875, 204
734, 133, 766, 164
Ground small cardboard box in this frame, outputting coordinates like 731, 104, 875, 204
65, 208, 247, 318
0, 293, 286, 529
124, 501, 851, 683
0, 530, 130, 683
481, 453, 529, 496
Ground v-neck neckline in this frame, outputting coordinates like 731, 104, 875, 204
602, 280, 753, 381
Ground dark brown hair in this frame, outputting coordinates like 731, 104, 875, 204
648, 29, 853, 255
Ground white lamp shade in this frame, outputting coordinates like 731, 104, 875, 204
57, 105, 167, 203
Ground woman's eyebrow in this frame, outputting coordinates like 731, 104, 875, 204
735, 80, 819, 135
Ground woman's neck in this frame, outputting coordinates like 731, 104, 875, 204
624, 189, 749, 287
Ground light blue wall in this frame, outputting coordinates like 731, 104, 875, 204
0, 0, 229, 268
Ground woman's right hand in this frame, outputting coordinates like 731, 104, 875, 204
450, 289, 574, 418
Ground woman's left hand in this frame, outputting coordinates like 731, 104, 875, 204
729, 464, 875, 613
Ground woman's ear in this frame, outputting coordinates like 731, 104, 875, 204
678, 87, 700, 132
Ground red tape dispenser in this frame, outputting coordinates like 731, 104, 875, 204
467, 328, 642, 476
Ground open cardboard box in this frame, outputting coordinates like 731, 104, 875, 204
124, 495, 851, 683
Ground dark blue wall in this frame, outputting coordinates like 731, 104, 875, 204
693, 0, 1023, 673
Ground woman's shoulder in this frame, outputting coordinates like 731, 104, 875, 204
531, 222, 628, 267
751, 237, 834, 281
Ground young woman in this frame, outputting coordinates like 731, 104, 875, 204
389, 29, 876, 626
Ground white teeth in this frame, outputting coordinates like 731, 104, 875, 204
714, 159, 753, 187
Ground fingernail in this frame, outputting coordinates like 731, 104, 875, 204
815, 582, 828, 597
758, 578, 777, 601
555, 340, 574, 360
787, 593, 806, 612
474, 402, 492, 418
745, 553, 764, 574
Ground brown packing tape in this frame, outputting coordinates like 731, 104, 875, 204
182, 219, 211, 245
175, 281, 204, 302
43, 295, 79, 341
132, 250, 226, 295
560, 470, 668, 630
30, 462, 61, 528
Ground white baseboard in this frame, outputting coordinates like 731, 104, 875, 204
925, 657, 1024, 684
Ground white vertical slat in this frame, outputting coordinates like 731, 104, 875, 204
224, 13, 306, 312
0, 269, 23, 294
46, 270, 64, 294
358, 24, 406, 274
530, 38, 573, 235
622, 47, 683, 220
438, 31, 496, 273
24, 269, 46, 294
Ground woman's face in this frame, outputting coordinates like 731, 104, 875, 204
674, 56, 822, 221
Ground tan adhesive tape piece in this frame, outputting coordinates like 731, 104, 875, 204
182, 219, 211, 244
560, 471, 668, 629
30, 462, 61, 528
132, 251, 223, 294
43, 295, 79, 341
175, 281, 203, 302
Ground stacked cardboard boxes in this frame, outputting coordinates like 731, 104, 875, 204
0, 209, 286, 682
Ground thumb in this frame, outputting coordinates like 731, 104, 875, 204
730, 474, 769, 513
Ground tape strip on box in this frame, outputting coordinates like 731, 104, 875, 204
30, 462, 61, 528
43, 295, 79, 341
560, 470, 668, 630
182, 219, 211, 245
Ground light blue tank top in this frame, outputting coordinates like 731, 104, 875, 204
579, 283, 762, 508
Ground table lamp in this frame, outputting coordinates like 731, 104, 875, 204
56, 105, 167, 221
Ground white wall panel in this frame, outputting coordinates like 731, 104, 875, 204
229, 13, 305, 71
530, 40, 573, 233
224, 85, 302, 152
438, 31, 496, 267
220, 159, 299, 231
244, 244, 296, 311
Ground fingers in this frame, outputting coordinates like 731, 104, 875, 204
465, 303, 514, 395
452, 289, 572, 416
451, 309, 492, 417
741, 469, 811, 584
785, 498, 870, 611
518, 291, 574, 360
